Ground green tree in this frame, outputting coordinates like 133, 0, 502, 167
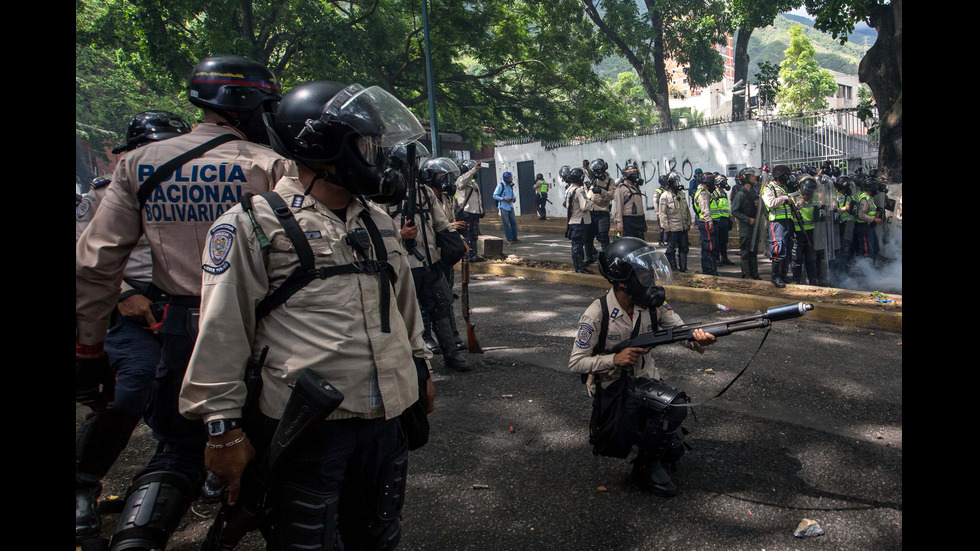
579, 0, 729, 131
802, 0, 901, 182
610, 72, 658, 126
752, 60, 780, 115
728, 0, 800, 118
76, 1, 199, 182
775, 24, 836, 115
76, 0, 630, 150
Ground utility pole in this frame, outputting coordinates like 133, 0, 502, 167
421, 0, 440, 156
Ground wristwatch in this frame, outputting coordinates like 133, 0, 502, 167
206, 418, 242, 437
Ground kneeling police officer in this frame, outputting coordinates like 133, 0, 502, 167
179, 80, 433, 550
568, 237, 715, 497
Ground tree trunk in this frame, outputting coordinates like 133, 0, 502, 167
649, 8, 673, 130
732, 27, 752, 120
859, 0, 902, 183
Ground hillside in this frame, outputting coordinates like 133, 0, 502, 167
594, 13, 876, 83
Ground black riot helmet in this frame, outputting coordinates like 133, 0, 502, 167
598, 237, 673, 309
535, 172, 544, 180
666, 171, 683, 191
558, 165, 571, 183
737, 167, 759, 186
658, 174, 668, 188
567, 167, 585, 184
700, 172, 717, 193
835, 175, 854, 196
265, 80, 425, 200
798, 175, 817, 197
188, 55, 282, 144
382, 141, 430, 205
714, 173, 730, 191
419, 157, 461, 194
590, 158, 608, 179
622, 161, 642, 185
112, 111, 191, 154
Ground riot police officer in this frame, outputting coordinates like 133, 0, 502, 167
582, 158, 616, 263
853, 175, 883, 261
568, 237, 715, 497
693, 173, 719, 275
790, 176, 820, 285
533, 172, 549, 220
180, 79, 433, 550
613, 161, 646, 239
762, 165, 797, 288
412, 156, 471, 369
658, 171, 691, 273
564, 166, 594, 274
76, 55, 291, 550
730, 167, 762, 280
75, 111, 190, 544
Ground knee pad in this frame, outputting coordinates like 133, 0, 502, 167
356, 448, 408, 551
626, 378, 689, 460
108, 471, 195, 551
266, 481, 341, 551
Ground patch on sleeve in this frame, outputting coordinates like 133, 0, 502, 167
380, 228, 396, 238
304, 231, 322, 240
575, 323, 595, 349
291, 195, 305, 208
203, 223, 236, 275
662, 302, 672, 311
76, 198, 92, 219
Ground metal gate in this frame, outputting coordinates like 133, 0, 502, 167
761, 109, 878, 174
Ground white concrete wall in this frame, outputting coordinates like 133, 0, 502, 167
493, 120, 765, 219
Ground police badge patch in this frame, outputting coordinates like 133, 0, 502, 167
76, 198, 92, 219
575, 323, 595, 349
203, 223, 236, 275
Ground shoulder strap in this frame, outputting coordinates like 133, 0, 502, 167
136, 134, 241, 210
593, 295, 610, 357
253, 194, 395, 333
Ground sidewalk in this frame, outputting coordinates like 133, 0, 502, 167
466, 214, 902, 332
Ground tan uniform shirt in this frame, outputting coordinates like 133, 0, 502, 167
657, 189, 692, 232
76, 181, 153, 287
180, 176, 428, 423
761, 181, 794, 211
612, 181, 645, 226
564, 183, 593, 225
76, 123, 293, 345
694, 186, 713, 223
568, 288, 704, 395
455, 165, 483, 215
393, 184, 455, 268
582, 168, 615, 212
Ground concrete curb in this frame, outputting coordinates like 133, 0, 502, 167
463, 262, 902, 333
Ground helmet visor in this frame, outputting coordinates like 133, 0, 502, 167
623, 246, 674, 286
325, 85, 425, 159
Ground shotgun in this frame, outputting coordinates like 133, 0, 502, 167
460, 256, 483, 354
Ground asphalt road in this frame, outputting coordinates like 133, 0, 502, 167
85, 273, 902, 551
397, 273, 902, 550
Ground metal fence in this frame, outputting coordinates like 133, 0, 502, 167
760, 108, 878, 173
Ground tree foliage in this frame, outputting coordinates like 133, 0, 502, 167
580, 0, 729, 130
775, 24, 837, 115
728, 0, 800, 118
75, 0, 636, 164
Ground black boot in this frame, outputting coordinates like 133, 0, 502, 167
421, 310, 442, 355
631, 453, 678, 497
76, 479, 102, 542
771, 261, 786, 288
434, 317, 471, 372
